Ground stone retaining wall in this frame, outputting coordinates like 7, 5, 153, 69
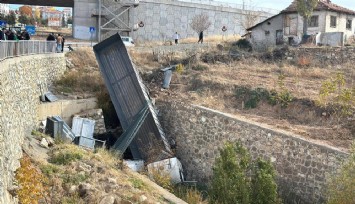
0, 54, 66, 204
158, 101, 348, 203
289, 46, 355, 66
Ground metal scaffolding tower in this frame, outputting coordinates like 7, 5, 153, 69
93, 0, 139, 41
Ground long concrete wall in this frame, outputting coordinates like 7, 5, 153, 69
0, 54, 66, 204
132, 0, 270, 42
71, 0, 271, 41
158, 101, 348, 204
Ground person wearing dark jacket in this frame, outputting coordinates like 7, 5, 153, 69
198, 31, 203, 43
61, 35, 65, 52
46, 33, 55, 41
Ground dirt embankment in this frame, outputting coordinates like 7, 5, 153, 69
55, 47, 354, 150
130, 45, 354, 151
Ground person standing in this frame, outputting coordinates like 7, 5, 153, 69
174, 32, 179, 45
198, 31, 203, 43
61, 35, 65, 52
56, 34, 63, 53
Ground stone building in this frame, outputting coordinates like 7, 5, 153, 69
247, 0, 355, 49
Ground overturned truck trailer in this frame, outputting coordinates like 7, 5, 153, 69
93, 34, 172, 161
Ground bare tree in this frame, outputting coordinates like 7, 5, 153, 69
190, 13, 212, 33
235, 0, 261, 32
237, 10, 261, 32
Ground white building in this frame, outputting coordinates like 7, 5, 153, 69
247, 0, 355, 48
42, 9, 63, 27
0, 4, 10, 15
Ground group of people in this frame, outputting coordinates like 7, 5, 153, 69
0, 28, 31, 41
46, 33, 65, 53
173, 31, 204, 45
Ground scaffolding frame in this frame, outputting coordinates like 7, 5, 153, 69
97, 0, 139, 41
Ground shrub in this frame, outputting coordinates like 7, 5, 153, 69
209, 142, 251, 204
235, 86, 272, 109
318, 73, 355, 117
173, 185, 207, 204
61, 172, 89, 185
129, 178, 146, 190
149, 166, 174, 192
40, 164, 60, 177
232, 39, 252, 51
192, 64, 209, 71
209, 142, 280, 204
16, 156, 48, 204
50, 151, 83, 165
251, 158, 280, 204
326, 143, 355, 203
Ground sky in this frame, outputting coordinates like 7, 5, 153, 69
216, 0, 355, 12
6, 0, 355, 13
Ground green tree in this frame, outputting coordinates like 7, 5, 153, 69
251, 158, 280, 204
62, 16, 65, 27
0, 13, 5, 21
327, 143, 355, 204
209, 142, 280, 204
67, 17, 73, 25
296, 0, 318, 36
18, 14, 30, 25
6, 11, 16, 26
209, 142, 251, 204
41, 19, 48, 26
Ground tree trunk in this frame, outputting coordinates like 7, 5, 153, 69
303, 16, 308, 36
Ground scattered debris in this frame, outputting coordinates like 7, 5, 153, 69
147, 157, 185, 184
123, 160, 145, 172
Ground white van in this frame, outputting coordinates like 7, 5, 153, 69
121, 36, 135, 46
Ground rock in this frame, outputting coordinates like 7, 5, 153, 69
139, 195, 147, 202
40, 138, 49, 148
99, 195, 115, 204
78, 162, 92, 173
108, 178, 117, 184
68, 185, 77, 195
78, 183, 92, 197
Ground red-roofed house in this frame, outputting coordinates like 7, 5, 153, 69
247, 0, 355, 49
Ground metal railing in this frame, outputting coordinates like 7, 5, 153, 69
0, 40, 57, 61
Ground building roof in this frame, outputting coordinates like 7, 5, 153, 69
246, 13, 282, 31
281, 0, 355, 15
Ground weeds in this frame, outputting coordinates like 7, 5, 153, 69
49, 147, 84, 165
129, 178, 146, 190
40, 164, 60, 177
15, 155, 48, 204
174, 185, 207, 204
192, 64, 209, 71
61, 172, 89, 185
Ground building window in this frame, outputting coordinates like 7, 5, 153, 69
330, 16, 337, 28
308, 16, 319, 27
346, 19, 352, 30
265, 31, 270, 35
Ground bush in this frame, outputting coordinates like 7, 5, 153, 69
251, 158, 280, 204
129, 178, 146, 190
192, 64, 209, 71
209, 142, 280, 204
209, 142, 251, 203
61, 172, 89, 185
235, 86, 273, 109
173, 185, 206, 204
16, 156, 48, 204
326, 143, 355, 204
50, 151, 83, 165
232, 39, 252, 51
